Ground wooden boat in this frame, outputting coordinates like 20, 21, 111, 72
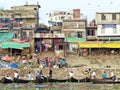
1, 77, 13, 83
33, 77, 47, 83
33, 77, 91, 83
79, 77, 90, 82
68, 77, 90, 82
90, 78, 120, 84
48, 78, 69, 82
13, 78, 31, 83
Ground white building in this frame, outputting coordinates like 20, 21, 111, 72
46, 9, 81, 27
96, 12, 120, 41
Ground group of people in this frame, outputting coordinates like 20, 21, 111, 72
102, 71, 116, 80
36, 56, 67, 68
11, 68, 53, 81
36, 57, 57, 68
35, 69, 52, 78
91, 70, 116, 80
84, 69, 117, 80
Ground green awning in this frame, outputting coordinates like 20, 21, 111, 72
0, 32, 14, 43
65, 38, 86, 42
1, 42, 30, 49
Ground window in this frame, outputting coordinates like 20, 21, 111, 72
23, 32, 27, 38
59, 45, 63, 50
55, 17, 57, 20
101, 14, 106, 20
61, 16, 65, 20
113, 28, 117, 34
101, 28, 105, 34
91, 30, 95, 36
87, 30, 90, 35
112, 13, 116, 20
78, 33, 82, 38
29, 32, 33, 38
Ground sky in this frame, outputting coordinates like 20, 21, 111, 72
0, 0, 120, 24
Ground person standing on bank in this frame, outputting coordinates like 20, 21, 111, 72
28, 71, 32, 80
69, 71, 74, 78
14, 71, 19, 78
102, 71, 107, 79
49, 68, 52, 79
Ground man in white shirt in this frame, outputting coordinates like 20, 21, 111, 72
69, 71, 74, 78
92, 71, 96, 79
110, 71, 114, 78
28, 71, 32, 80
14, 71, 19, 78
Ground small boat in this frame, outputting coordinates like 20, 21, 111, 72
90, 78, 120, 84
68, 77, 90, 82
33, 77, 47, 83
79, 77, 91, 82
13, 78, 31, 83
68, 77, 79, 82
48, 78, 69, 82
1, 77, 13, 83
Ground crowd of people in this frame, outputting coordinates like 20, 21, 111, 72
5, 68, 53, 81
4, 68, 118, 82
36, 56, 67, 68
85, 69, 117, 80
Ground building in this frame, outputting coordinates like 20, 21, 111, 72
0, 3, 40, 56
46, 9, 81, 33
0, 3, 40, 39
96, 12, 120, 41
86, 19, 97, 41
62, 19, 87, 38
34, 33, 65, 56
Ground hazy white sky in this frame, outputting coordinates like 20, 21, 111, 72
0, 0, 120, 23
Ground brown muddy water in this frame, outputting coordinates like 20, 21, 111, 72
0, 83, 120, 90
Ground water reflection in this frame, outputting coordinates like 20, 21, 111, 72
36, 87, 40, 90
1, 83, 120, 90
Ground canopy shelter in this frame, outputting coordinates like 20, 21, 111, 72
79, 42, 120, 48
0, 32, 14, 43
1, 56, 12, 62
65, 38, 86, 42
78, 42, 120, 56
1, 42, 30, 49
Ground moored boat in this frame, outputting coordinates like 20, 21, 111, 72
90, 78, 120, 84
1, 77, 13, 83
48, 78, 69, 82
33, 77, 47, 83
13, 78, 31, 83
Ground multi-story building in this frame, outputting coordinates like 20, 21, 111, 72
46, 9, 81, 33
62, 19, 87, 38
0, 3, 40, 39
0, 3, 40, 56
86, 19, 97, 41
96, 12, 120, 41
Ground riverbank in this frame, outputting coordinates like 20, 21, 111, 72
0, 52, 120, 80
0, 67, 120, 80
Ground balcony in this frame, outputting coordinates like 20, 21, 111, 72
50, 26, 62, 31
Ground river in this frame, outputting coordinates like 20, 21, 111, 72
0, 83, 120, 90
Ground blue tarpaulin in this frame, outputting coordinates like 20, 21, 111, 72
8, 63, 18, 68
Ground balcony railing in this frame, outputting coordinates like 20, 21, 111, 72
50, 26, 62, 31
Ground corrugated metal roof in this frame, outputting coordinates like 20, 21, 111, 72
1, 42, 30, 49
0, 32, 14, 43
